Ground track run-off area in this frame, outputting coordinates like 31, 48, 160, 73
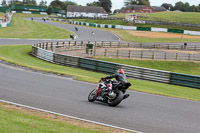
0, 18, 200, 133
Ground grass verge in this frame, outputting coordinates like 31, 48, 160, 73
97, 58, 200, 76
104, 28, 200, 43
0, 102, 127, 133
0, 13, 71, 39
109, 12, 200, 25
0, 45, 200, 101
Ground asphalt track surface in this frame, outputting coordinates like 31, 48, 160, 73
0, 18, 120, 45
1, 63, 200, 133
1, 18, 200, 133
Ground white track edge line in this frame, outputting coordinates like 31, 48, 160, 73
0, 99, 143, 133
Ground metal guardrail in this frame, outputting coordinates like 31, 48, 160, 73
32, 44, 170, 84
32, 41, 200, 89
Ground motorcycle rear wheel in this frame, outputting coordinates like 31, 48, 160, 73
88, 89, 96, 102
107, 91, 123, 107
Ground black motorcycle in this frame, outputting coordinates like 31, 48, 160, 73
88, 78, 131, 107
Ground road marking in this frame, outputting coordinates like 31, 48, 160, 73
0, 99, 143, 133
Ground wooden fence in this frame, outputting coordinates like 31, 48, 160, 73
35, 41, 200, 52
93, 49, 200, 61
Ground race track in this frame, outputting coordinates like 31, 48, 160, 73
1, 63, 200, 133
1, 18, 200, 133
0, 18, 120, 45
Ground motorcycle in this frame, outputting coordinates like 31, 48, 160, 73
88, 78, 131, 107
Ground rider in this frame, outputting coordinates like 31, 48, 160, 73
102, 69, 130, 99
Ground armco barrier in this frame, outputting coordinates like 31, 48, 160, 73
170, 73, 200, 89
32, 45, 170, 84
32, 42, 200, 89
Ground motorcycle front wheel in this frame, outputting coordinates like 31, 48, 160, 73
88, 89, 96, 102
107, 90, 123, 107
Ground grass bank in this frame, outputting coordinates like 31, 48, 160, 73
97, 58, 200, 76
104, 28, 200, 43
0, 13, 71, 39
0, 45, 200, 101
109, 12, 200, 25
0, 102, 125, 133
70, 12, 200, 31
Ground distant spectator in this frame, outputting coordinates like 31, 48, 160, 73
75, 27, 78, 31
31, 17, 33, 21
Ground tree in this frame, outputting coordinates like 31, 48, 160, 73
184, 2, 190, 12
99, 0, 112, 13
63, 0, 77, 10
1, 0, 7, 6
138, 0, 150, 6
113, 9, 119, 13
87, 1, 100, 6
50, 0, 64, 10
124, 0, 138, 6
174, 1, 185, 11
39, 0, 47, 7
47, 5, 53, 15
161, 3, 174, 11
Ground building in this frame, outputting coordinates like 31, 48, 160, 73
67, 5, 108, 18
118, 5, 167, 13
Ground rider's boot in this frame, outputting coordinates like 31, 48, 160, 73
123, 94, 130, 99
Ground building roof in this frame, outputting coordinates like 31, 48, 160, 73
119, 5, 167, 12
152, 6, 167, 11
126, 5, 146, 10
67, 5, 107, 14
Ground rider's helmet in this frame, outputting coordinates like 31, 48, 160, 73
117, 69, 124, 74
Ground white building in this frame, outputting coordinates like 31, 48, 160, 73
67, 5, 108, 18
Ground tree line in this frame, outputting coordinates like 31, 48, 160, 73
1, 0, 112, 13
1, 0, 200, 13
124, 0, 200, 12
161, 2, 200, 12
1, 0, 47, 7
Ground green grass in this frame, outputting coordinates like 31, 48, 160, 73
109, 12, 200, 25
0, 103, 107, 133
0, 13, 72, 39
0, 45, 200, 101
104, 28, 200, 43
97, 58, 200, 76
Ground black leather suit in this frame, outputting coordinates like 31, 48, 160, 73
105, 73, 127, 83
105, 73, 127, 93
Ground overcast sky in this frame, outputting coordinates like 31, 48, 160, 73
36, 0, 200, 11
